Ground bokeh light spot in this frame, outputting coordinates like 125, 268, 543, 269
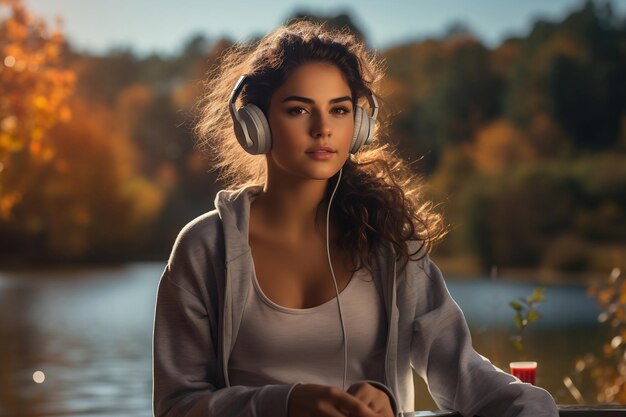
4, 55, 15, 67
33, 370, 45, 383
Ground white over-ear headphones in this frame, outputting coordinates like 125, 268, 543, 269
229, 75, 379, 155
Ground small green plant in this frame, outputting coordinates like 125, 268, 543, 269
509, 287, 545, 358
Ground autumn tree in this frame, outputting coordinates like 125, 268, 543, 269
0, 0, 168, 262
0, 0, 75, 219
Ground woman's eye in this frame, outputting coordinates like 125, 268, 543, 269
333, 106, 351, 115
287, 107, 308, 115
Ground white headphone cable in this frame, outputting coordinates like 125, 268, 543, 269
326, 168, 348, 391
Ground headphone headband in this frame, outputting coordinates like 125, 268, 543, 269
363, 91, 379, 123
229, 76, 256, 149
230, 75, 247, 106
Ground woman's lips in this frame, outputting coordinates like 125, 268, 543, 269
305, 148, 336, 160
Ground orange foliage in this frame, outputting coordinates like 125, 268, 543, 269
527, 113, 571, 157
491, 39, 522, 78
14, 97, 164, 257
115, 84, 152, 135
544, 34, 590, 64
0, 0, 75, 218
469, 119, 536, 175
384, 38, 462, 102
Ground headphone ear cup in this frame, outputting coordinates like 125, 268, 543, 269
350, 105, 372, 154
236, 104, 272, 155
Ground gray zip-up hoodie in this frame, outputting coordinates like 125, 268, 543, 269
153, 185, 558, 417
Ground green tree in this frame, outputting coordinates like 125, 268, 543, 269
504, 0, 626, 151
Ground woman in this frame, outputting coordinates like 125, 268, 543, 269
153, 20, 558, 417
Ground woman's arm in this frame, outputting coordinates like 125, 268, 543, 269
409, 257, 558, 417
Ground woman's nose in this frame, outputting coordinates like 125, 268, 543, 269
310, 113, 331, 138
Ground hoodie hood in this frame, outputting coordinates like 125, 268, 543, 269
214, 185, 263, 263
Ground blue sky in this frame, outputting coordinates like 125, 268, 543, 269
24, 0, 626, 55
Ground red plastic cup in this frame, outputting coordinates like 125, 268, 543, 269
509, 361, 537, 385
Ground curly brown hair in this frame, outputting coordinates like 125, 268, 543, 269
194, 19, 446, 270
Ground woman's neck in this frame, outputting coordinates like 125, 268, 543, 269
252, 175, 329, 242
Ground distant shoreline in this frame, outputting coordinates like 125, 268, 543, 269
432, 255, 610, 285
0, 256, 611, 285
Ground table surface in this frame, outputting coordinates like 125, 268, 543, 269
404, 405, 626, 417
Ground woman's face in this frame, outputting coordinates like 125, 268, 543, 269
266, 62, 354, 182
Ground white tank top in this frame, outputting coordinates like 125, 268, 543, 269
228, 266, 388, 388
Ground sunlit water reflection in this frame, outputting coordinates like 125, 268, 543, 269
0, 264, 605, 416
0, 264, 163, 417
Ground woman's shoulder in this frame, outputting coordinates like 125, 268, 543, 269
169, 209, 224, 262
161, 209, 226, 306
169, 184, 261, 262
402, 240, 431, 272
397, 240, 447, 291
178, 209, 222, 239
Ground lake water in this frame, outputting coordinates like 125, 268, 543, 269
0, 263, 608, 416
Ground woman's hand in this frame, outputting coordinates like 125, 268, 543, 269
288, 383, 386, 417
347, 382, 394, 417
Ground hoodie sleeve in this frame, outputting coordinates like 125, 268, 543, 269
152, 218, 298, 417
408, 257, 558, 417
